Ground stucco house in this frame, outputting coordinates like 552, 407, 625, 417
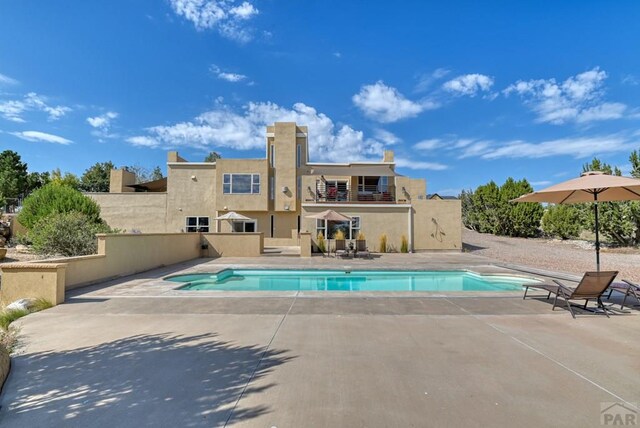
89, 122, 461, 251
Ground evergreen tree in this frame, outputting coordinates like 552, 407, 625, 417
80, 161, 115, 192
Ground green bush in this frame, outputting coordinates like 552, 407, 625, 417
18, 183, 102, 229
30, 211, 112, 257
541, 204, 582, 239
0, 308, 29, 330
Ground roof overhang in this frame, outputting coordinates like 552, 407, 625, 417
307, 164, 401, 177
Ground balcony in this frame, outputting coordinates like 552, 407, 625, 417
308, 180, 398, 204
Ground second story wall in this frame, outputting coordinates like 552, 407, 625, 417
166, 163, 217, 232
215, 159, 269, 212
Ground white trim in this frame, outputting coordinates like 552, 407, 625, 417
303, 203, 411, 208
266, 132, 275, 137
296, 132, 307, 137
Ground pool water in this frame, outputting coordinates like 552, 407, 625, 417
166, 270, 539, 292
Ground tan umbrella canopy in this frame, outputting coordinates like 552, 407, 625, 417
305, 209, 352, 222
215, 211, 253, 233
513, 171, 640, 270
214, 211, 252, 221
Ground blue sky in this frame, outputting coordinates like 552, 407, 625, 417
1, 1, 640, 195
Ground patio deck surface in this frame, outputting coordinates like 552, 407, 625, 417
0, 252, 638, 427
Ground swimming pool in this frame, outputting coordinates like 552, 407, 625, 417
166, 270, 539, 292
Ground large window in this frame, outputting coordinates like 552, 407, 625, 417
232, 220, 257, 233
186, 216, 209, 232
270, 145, 276, 168
316, 216, 361, 239
296, 144, 301, 168
223, 174, 260, 194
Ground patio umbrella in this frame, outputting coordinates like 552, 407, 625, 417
305, 209, 352, 254
512, 171, 640, 271
214, 211, 252, 232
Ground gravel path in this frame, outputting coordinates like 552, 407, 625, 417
463, 229, 640, 282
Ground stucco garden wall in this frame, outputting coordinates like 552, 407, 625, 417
412, 200, 462, 251
203, 233, 263, 257
87, 193, 168, 233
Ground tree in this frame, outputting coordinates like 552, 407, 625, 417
0, 150, 28, 200
25, 171, 51, 194
80, 161, 115, 192
472, 181, 501, 233
497, 178, 543, 237
581, 158, 640, 246
17, 183, 102, 229
124, 165, 163, 183
541, 204, 582, 239
30, 211, 112, 256
204, 152, 222, 162
51, 168, 81, 190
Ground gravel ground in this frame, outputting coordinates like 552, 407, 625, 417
463, 228, 640, 282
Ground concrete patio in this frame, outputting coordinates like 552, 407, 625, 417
0, 253, 638, 427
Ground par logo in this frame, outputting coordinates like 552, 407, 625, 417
601, 402, 638, 426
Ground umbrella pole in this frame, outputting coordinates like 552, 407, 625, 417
594, 192, 600, 272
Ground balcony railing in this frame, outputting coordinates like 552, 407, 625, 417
309, 181, 396, 203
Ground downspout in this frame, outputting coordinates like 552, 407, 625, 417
408, 205, 414, 253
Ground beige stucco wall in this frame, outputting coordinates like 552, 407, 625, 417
0, 263, 66, 306
203, 233, 263, 257
412, 200, 462, 251
215, 159, 268, 212
109, 169, 136, 193
302, 205, 412, 252
395, 177, 427, 203
37, 233, 202, 289
88, 193, 168, 232
166, 163, 217, 232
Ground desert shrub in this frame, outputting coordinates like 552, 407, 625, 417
0, 308, 29, 330
356, 232, 366, 240
18, 183, 102, 229
379, 234, 388, 253
334, 229, 345, 240
400, 235, 409, 253
30, 211, 112, 256
541, 204, 582, 239
30, 298, 54, 312
317, 232, 326, 253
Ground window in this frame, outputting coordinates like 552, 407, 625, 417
270, 176, 275, 200
270, 145, 276, 168
297, 215, 301, 234
378, 176, 388, 192
186, 216, 209, 232
297, 176, 302, 197
316, 216, 360, 239
232, 220, 257, 233
296, 144, 301, 168
223, 174, 260, 194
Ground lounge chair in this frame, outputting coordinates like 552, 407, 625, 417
334, 239, 349, 258
355, 240, 370, 259
607, 280, 640, 310
523, 271, 618, 318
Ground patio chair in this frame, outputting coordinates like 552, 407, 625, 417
334, 239, 348, 258
607, 280, 640, 310
355, 240, 371, 259
523, 271, 618, 318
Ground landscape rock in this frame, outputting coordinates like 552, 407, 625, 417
15, 245, 29, 254
6, 299, 34, 312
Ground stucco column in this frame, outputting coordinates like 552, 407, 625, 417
408, 207, 414, 253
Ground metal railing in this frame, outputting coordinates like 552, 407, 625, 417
311, 181, 395, 203
3, 197, 24, 213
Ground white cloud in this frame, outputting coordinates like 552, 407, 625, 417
0, 72, 18, 85
169, 0, 259, 42
414, 68, 450, 93
503, 68, 626, 124
210, 64, 248, 82
413, 139, 442, 150
127, 101, 388, 162
622, 74, 639, 86
373, 128, 402, 145
395, 157, 448, 171
442, 74, 494, 97
87, 111, 118, 129
10, 130, 72, 145
530, 180, 552, 187
352, 81, 436, 123
452, 134, 635, 160
333, 52, 342, 58
0, 92, 71, 123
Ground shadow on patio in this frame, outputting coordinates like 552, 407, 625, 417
1, 332, 294, 427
